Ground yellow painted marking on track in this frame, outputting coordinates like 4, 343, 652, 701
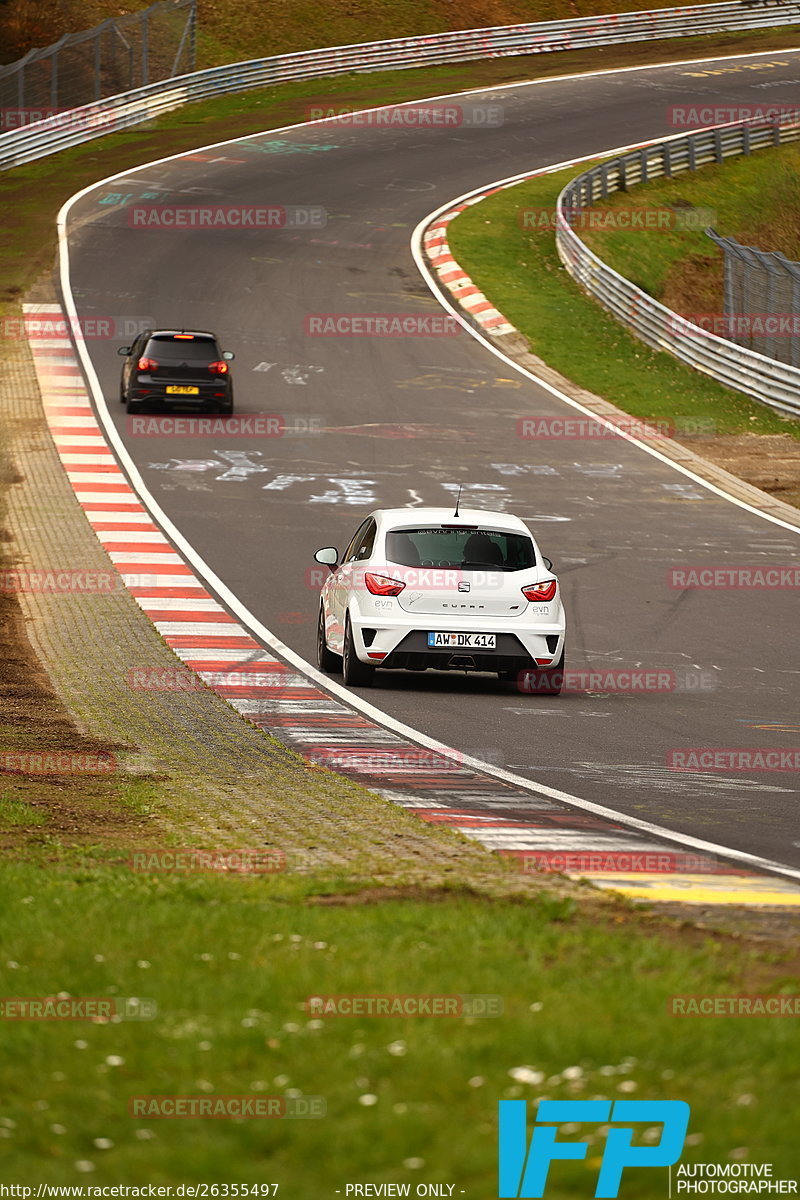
585, 874, 800, 906
682, 61, 791, 77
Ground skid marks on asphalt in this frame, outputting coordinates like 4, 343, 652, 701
528, 761, 794, 798
396, 371, 523, 392
252, 362, 324, 384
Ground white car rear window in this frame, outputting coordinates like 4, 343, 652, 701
385, 528, 535, 572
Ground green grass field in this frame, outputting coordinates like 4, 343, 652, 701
1, 9, 800, 1190
1, 861, 798, 1186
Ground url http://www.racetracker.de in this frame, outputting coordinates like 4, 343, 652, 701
0, 1187, 280, 1197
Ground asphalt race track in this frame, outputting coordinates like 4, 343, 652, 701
63, 49, 800, 870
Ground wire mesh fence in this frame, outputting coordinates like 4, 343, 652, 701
706, 228, 800, 368
0, 0, 196, 126
3, 2, 800, 169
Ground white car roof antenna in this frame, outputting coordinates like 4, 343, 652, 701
453, 485, 462, 519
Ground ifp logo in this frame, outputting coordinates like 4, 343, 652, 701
499, 1099, 690, 1197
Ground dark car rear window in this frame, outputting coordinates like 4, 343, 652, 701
385, 527, 536, 572
145, 335, 219, 361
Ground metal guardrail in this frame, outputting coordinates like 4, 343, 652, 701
1, 2, 800, 171
556, 119, 800, 416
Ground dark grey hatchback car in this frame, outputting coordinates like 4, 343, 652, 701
118, 329, 235, 413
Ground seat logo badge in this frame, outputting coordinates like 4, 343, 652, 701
458, 582, 470, 593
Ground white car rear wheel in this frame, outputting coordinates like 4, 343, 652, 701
317, 607, 341, 674
530, 649, 565, 696
343, 616, 375, 687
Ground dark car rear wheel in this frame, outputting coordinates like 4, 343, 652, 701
317, 607, 341, 674
342, 616, 374, 687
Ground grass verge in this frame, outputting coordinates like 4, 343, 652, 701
1, 29, 799, 1188
447, 158, 800, 442
0, 861, 798, 1184
577, 142, 800, 313
2, 0, 800, 69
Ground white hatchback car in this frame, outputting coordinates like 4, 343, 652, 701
314, 507, 566, 691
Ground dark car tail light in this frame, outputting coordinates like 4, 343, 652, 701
365, 573, 405, 596
208, 360, 229, 375
522, 579, 557, 602
137, 356, 158, 372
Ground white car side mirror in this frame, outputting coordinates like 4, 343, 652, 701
314, 547, 338, 570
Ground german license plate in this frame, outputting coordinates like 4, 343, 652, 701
166, 385, 199, 395
427, 632, 496, 649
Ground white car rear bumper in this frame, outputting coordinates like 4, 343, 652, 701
348, 603, 566, 668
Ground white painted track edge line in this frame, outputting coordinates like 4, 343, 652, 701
55, 59, 800, 885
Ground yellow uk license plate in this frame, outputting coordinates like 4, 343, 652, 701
166, 385, 199, 395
